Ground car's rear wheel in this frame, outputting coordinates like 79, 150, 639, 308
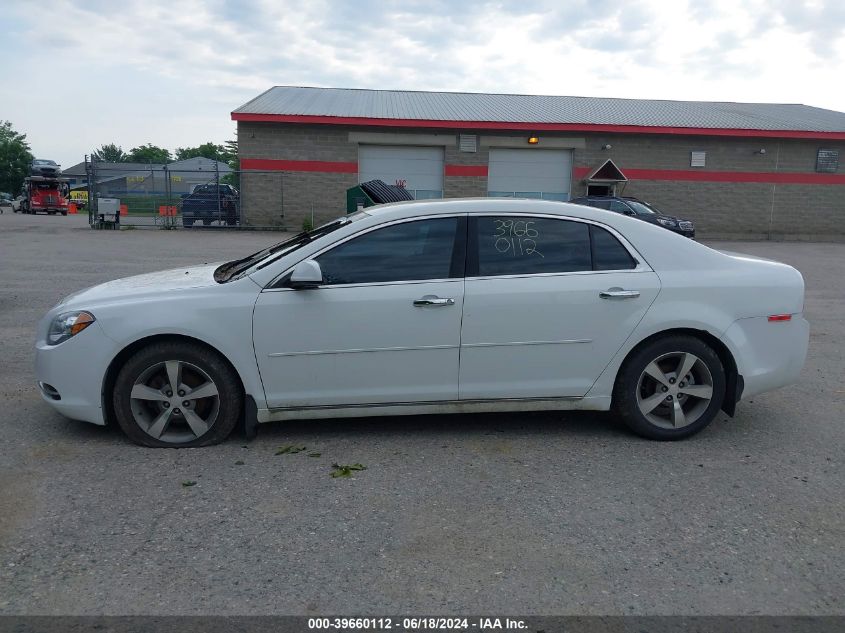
613, 335, 725, 440
113, 341, 242, 447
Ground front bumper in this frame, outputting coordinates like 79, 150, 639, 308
34, 321, 119, 425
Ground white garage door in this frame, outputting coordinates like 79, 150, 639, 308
487, 148, 573, 201
358, 145, 444, 199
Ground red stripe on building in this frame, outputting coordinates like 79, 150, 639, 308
445, 165, 488, 177
573, 166, 845, 185
241, 158, 358, 173
231, 112, 845, 140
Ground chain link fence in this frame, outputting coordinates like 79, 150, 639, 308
75, 158, 286, 230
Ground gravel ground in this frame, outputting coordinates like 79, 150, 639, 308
0, 212, 842, 615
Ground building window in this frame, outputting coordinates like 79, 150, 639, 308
690, 151, 706, 167
816, 149, 840, 173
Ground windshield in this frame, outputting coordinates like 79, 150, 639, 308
625, 200, 659, 215
34, 160, 57, 166
214, 212, 366, 282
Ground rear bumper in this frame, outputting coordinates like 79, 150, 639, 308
723, 314, 809, 399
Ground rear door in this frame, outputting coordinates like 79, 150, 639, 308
459, 214, 660, 399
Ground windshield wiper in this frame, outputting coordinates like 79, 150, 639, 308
214, 217, 351, 282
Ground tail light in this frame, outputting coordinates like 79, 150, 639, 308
768, 314, 792, 322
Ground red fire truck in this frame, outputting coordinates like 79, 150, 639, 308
21, 176, 70, 215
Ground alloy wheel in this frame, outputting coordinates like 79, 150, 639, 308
635, 351, 714, 430
129, 360, 220, 444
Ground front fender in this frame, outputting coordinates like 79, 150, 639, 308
93, 283, 267, 411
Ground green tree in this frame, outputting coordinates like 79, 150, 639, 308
0, 120, 34, 195
92, 143, 127, 162
221, 136, 239, 188
127, 143, 172, 164
174, 141, 228, 162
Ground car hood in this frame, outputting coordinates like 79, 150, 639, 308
58, 263, 223, 307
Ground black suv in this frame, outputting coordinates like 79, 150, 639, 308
569, 196, 695, 238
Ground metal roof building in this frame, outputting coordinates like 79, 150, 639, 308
232, 86, 845, 238
234, 86, 845, 136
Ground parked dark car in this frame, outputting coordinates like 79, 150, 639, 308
569, 196, 695, 238
181, 184, 240, 227
30, 159, 62, 177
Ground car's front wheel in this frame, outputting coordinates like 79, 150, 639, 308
113, 341, 242, 447
613, 335, 725, 440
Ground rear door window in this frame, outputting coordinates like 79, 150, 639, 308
469, 216, 638, 276
470, 216, 591, 276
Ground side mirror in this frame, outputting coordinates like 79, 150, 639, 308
289, 260, 323, 289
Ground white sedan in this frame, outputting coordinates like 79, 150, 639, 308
35, 199, 809, 447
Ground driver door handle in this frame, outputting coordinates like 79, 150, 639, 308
413, 295, 455, 307
599, 288, 641, 300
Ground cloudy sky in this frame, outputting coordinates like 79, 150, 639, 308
2, 0, 844, 166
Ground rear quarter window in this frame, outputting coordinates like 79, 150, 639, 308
591, 225, 637, 270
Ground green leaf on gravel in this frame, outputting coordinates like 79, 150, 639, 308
307, 452, 322, 458
330, 463, 367, 478
181, 480, 197, 487
275, 445, 307, 455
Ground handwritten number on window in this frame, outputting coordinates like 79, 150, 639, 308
492, 219, 543, 258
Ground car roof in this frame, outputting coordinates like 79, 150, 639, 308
365, 197, 615, 219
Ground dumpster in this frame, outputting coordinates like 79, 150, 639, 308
346, 179, 414, 213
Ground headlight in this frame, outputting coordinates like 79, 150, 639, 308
657, 218, 677, 228
47, 311, 96, 345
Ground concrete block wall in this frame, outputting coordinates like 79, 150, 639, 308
238, 121, 844, 237
238, 122, 357, 228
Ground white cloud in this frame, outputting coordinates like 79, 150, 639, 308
1, 0, 843, 165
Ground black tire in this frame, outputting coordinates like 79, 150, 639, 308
613, 334, 725, 440
113, 341, 242, 447
182, 218, 193, 228
61, 211, 67, 216
202, 218, 212, 226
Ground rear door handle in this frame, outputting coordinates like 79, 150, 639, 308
413, 295, 455, 307
599, 288, 641, 300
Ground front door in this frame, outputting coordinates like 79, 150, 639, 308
253, 217, 466, 408
459, 214, 660, 399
